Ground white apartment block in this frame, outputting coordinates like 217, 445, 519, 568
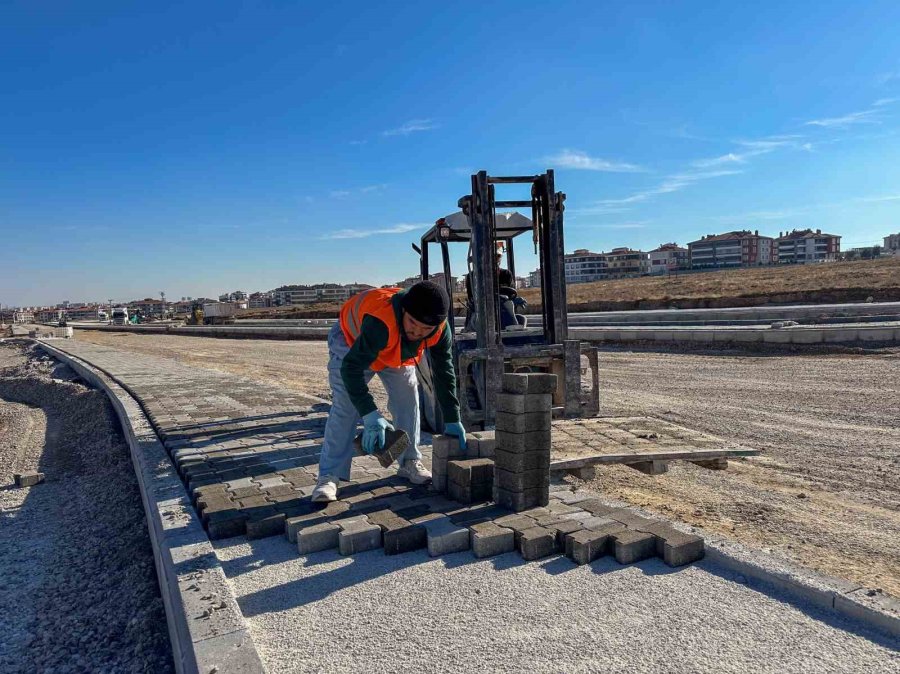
648, 243, 689, 275
565, 249, 607, 284
776, 229, 841, 264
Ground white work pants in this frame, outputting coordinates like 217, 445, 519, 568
317, 323, 421, 480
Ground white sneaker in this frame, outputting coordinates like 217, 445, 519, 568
397, 459, 432, 485
311, 475, 339, 502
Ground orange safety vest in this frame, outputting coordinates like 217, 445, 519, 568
339, 287, 445, 371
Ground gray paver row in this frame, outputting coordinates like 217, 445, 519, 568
291, 489, 705, 567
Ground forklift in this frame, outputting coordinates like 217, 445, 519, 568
414, 170, 600, 432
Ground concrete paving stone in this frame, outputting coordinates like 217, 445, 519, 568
448, 504, 509, 526
424, 517, 471, 556
576, 499, 620, 517
495, 430, 552, 453
229, 485, 263, 499
225, 476, 256, 489
382, 518, 427, 555
495, 411, 553, 434
493, 447, 551, 473
547, 502, 582, 516
518, 526, 558, 560
285, 473, 317, 488
448, 458, 495, 486
549, 490, 592, 505
246, 512, 286, 539
297, 522, 341, 554
558, 510, 594, 523
448, 481, 491, 505
501, 373, 558, 395
545, 519, 584, 547
206, 511, 248, 540
264, 484, 297, 497
495, 487, 549, 512
197, 492, 235, 511
432, 434, 468, 460
607, 511, 656, 529
582, 516, 624, 532
371, 486, 400, 498
496, 393, 553, 415
341, 491, 374, 505
392, 504, 433, 521
238, 494, 272, 509
612, 529, 658, 564
470, 521, 515, 558
338, 519, 383, 555
566, 528, 614, 565
411, 511, 446, 525
651, 529, 705, 567
367, 509, 405, 531
494, 467, 549, 492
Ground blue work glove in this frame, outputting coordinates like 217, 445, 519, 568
443, 421, 467, 451
362, 411, 394, 454
513, 296, 528, 308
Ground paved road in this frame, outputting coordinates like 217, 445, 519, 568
42, 339, 900, 672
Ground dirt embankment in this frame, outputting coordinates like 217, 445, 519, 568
0, 343, 173, 673
236, 257, 900, 318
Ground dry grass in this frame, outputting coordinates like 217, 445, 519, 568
240, 257, 900, 318
520, 257, 900, 311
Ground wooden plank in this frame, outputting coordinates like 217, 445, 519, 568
627, 460, 669, 476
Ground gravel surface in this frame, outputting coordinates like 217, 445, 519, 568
0, 342, 173, 673
72, 330, 900, 596
213, 535, 899, 674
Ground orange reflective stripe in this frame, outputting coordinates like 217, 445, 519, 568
345, 290, 370, 340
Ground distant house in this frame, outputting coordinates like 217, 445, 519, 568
248, 292, 273, 309
648, 243, 689, 275
775, 229, 841, 264
688, 230, 774, 269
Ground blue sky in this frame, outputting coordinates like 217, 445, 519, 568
2, 1, 899, 306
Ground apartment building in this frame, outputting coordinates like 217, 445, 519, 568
776, 229, 841, 264
273, 286, 319, 305
248, 292, 273, 309
885, 232, 900, 253
565, 249, 607, 284
129, 298, 165, 316
689, 230, 774, 269
605, 248, 649, 278
648, 243, 689, 275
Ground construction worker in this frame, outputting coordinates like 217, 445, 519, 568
311, 280, 467, 502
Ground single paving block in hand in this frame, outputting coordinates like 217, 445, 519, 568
353, 428, 410, 468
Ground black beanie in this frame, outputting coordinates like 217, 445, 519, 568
401, 280, 449, 326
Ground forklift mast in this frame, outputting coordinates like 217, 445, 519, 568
416, 170, 600, 431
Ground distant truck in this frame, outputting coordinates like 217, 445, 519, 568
97, 310, 108, 322
201, 302, 238, 325
111, 307, 129, 325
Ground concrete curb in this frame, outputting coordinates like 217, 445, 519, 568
73, 322, 900, 345
562, 487, 900, 640
37, 340, 267, 674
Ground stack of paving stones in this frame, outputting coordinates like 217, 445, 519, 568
493, 373, 556, 512
431, 431, 496, 494
447, 458, 494, 504
46, 341, 705, 570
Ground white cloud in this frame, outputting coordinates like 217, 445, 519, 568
360, 184, 387, 193
349, 139, 367, 145
321, 223, 425, 240
873, 97, 899, 107
382, 119, 437, 136
545, 149, 643, 172
329, 190, 351, 198
691, 152, 747, 168
596, 168, 742, 206
804, 109, 879, 128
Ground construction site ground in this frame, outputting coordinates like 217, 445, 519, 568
71, 329, 900, 598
